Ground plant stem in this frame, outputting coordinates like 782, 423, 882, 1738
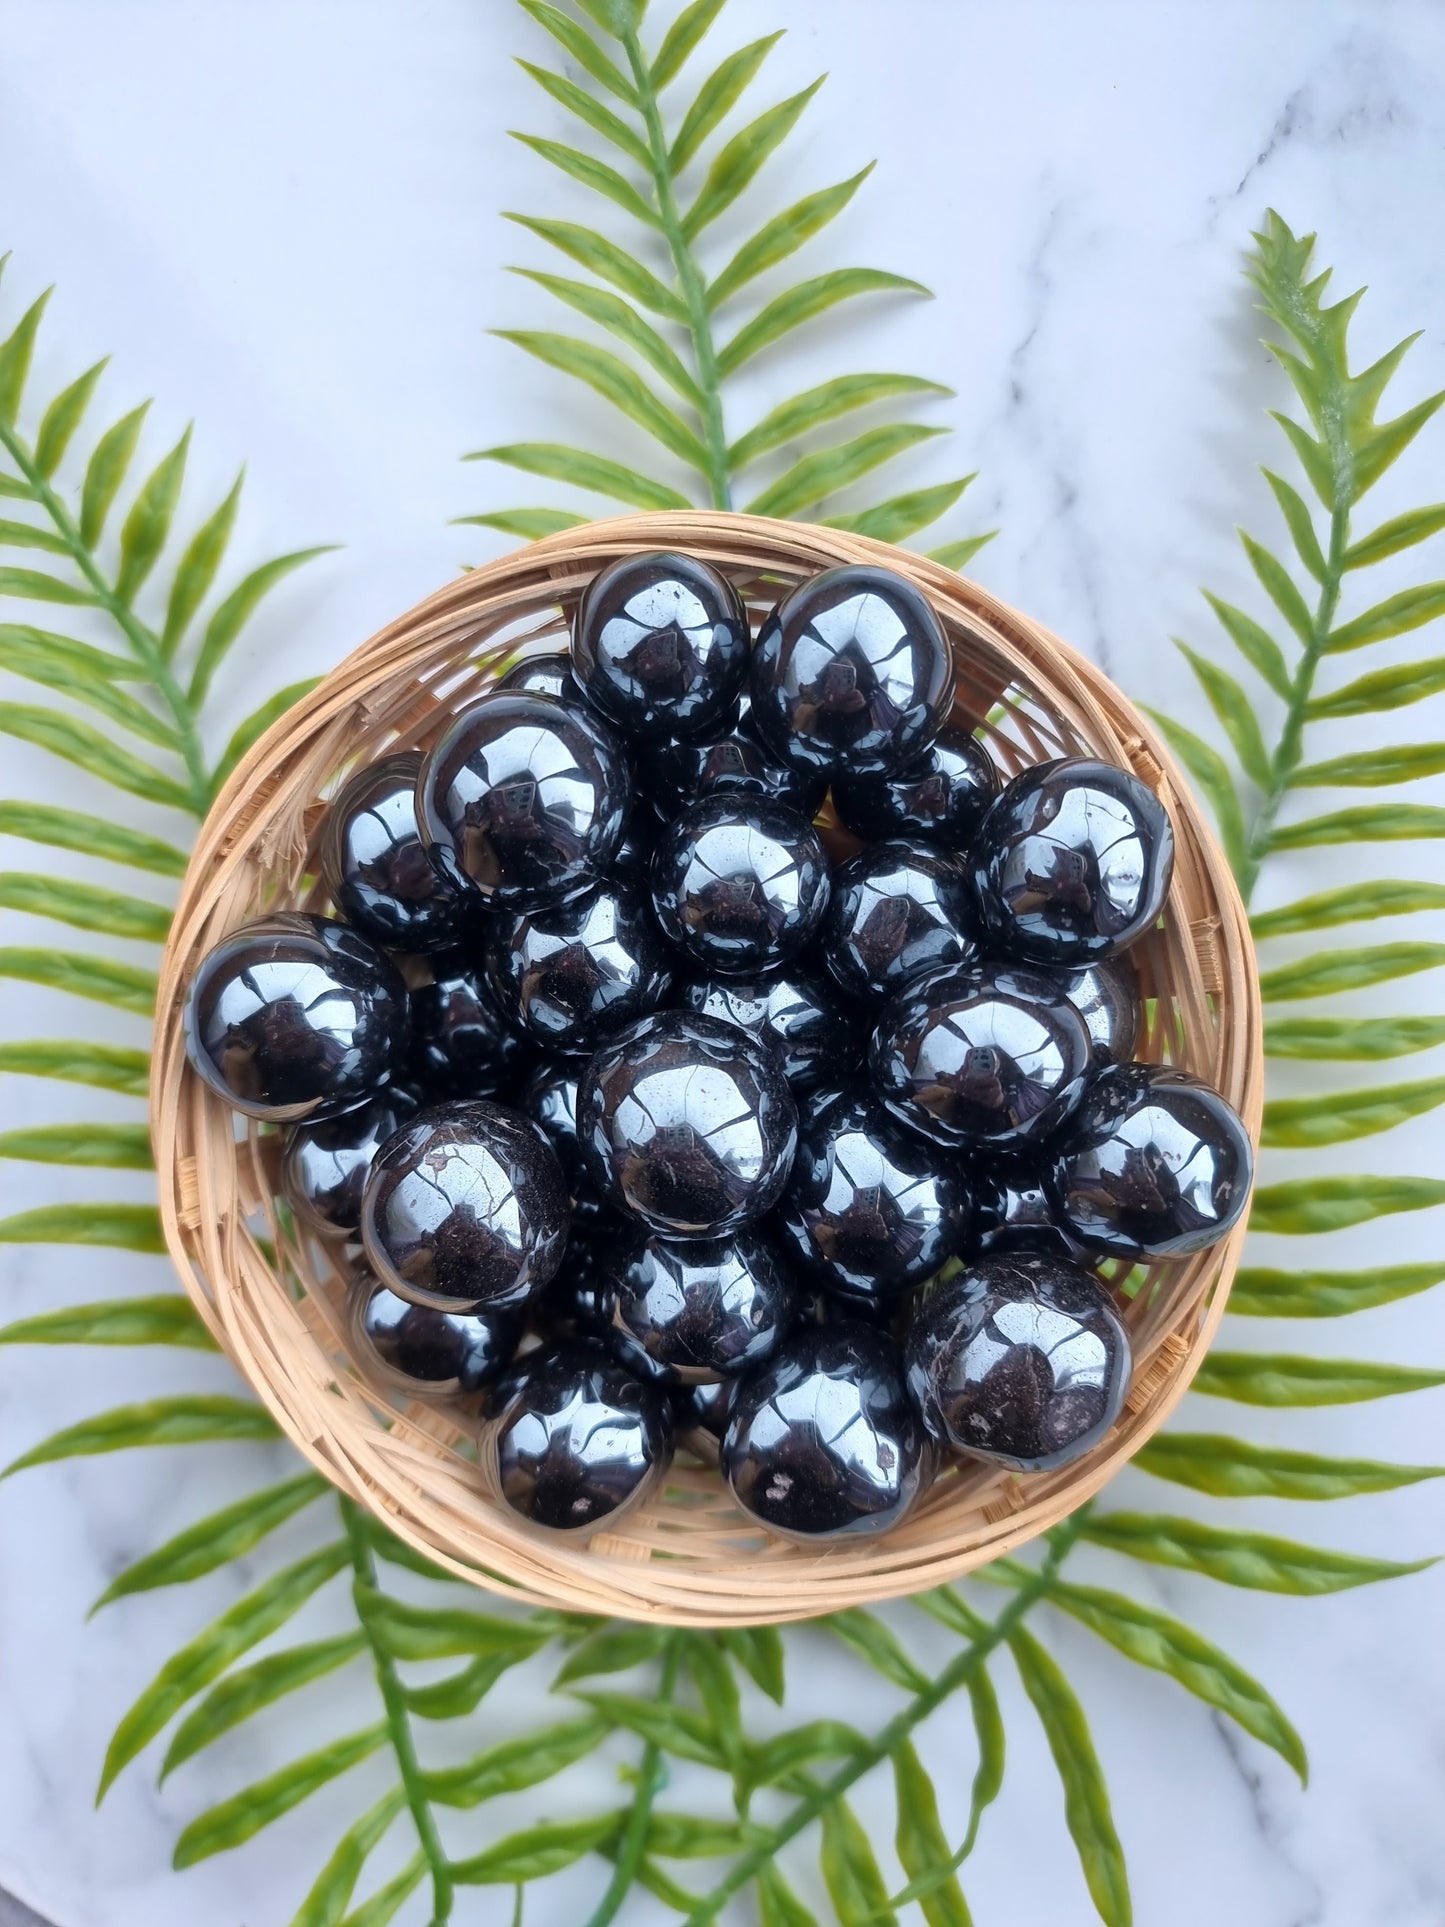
341, 1498, 454, 1927
619, 26, 733, 511
1236, 503, 1349, 906
584, 1632, 683, 1927
680, 1513, 1085, 1926
0, 418, 212, 814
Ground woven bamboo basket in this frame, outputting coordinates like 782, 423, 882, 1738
152, 511, 1262, 1626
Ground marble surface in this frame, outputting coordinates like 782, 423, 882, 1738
3, 2, 1445, 1923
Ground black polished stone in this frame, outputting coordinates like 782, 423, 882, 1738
833, 718, 999, 848
750, 565, 954, 778
530, 1232, 616, 1345
183, 912, 408, 1123
518, 1056, 586, 1190
652, 795, 831, 975
973, 1155, 1078, 1258
904, 1254, 1131, 1470
321, 751, 471, 953
484, 1343, 675, 1533
408, 955, 532, 1101
677, 967, 858, 1091
360, 1099, 569, 1310
1046, 1062, 1254, 1260
824, 839, 979, 1003
611, 807, 661, 886
778, 1086, 972, 1310
645, 711, 827, 821
486, 878, 673, 1056
572, 550, 750, 739
282, 1084, 420, 1238
871, 962, 1092, 1150
577, 1010, 798, 1239
672, 1377, 736, 1466
1060, 957, 1141, 1067
605, 1228, 797, 1386
418, 691, 630, 909
971, 756, 1175, 964
348, 1267, 522, 1398
496, 650, 586, 709
722, 1322, 932, 1540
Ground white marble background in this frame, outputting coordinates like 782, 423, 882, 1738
2, 2, 1445, 1923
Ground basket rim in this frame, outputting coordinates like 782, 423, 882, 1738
150, 510, 1263, 1626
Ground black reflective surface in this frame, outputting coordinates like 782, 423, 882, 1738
419, 692, 630, 909
577, 1011, 798, 1239
722, 1322, 932, 1540
496, 650, 586, 709
904, 1254, 1131, 1470
1046, 1062, 1254, 1259
678, 967, 857, 1091
282, 1084, 420, 1238
871, 963, 1092, 1149
322, 752, 470, 953
605, 1228, 797, 1385
611, 807, 661, 885
183, 912, 408, 1123
348, 1267, 522, 1398
487, 878, 673, 1055
530, 1232, 616, 1345
672, 1376, 736, 1466
750, 565, 954, 777
973, 1155, 1078, 1258
778, 1086, 972, 1309
824, 839, 979, 1002
833, 718, 999, 847
646, 711, 827, 819
572, 550, 750, 739
408, 955, 532, 1101
361, 1099, 569, 1309
1060, 957, 1141, 1067
518, 1056, 587, 1192
651, 795, 831, 974
485, 1343, 675, 1533
971, 756, 1175, 964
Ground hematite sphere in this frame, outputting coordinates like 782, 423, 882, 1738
652, 795, 831, 975
871, 963, 1092, 1150
408, 956, 532, 1101
646, 712, 827, 820
572, 550, 749, 739
577, 1010, 798, 1239
282, 1084, 420, 1238
971, 756, 1175, 964
1060, 957, 1141, 1067
824, 839, 979, 1003
678, 967, 857, 1091
833, 718, 999, 848
321, 752, 470, 953
1046, 1062, 1254, 1260
183, 913, 407, 1123
484, 1344, 675, 1533
778, 1086, 972, 1309
418, 691, 630, 909
361, 1099, 568, 1310
348, 1268, 522, 1398
973, 1156, 1078, 1258
605, 1229, 797, 1386
750, 565, 954, 778
518, 1056, 586, 1188
530, 1232, 616, 1345
722, 1323, 932, 1540
904, 1254, 1131, 1470
486, 878, 673, 1056
496, 650, 586, 709
672, 1377, 736, 1466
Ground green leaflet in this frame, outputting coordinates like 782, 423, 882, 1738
402, 1651, 525, 1719
718, 1623, 785, 1703
1326, 581, 1445, 652
353, 1584, 555, 1662
1258, 943, 1445, 1001
1290, 742, 1445, 788
1251, 880, 1445, 938
1201, 591, 1292, 698
1261, 467, 1327, 580
512, 269, 702, 401
286, 1789, 406, 1927
826, 1608, 930, 1692
503, 215, 685, 317
494, 330, 707, 467
0, 619, 136, 680
1343, 503, 1445, 568
1043, 1581, 1306, 1782
92, 1472, 329, 1611
827, 478, 974, 545
1249, 1175, 1445, 1234
820, 1797, 898, 1927
718, 270, 929, 377
4, 1395, 280, 1475
450, 1813, 623, 1884
1229, 1262, 1445, 1318
573, 1691, 726, 1768
687, 1633, 743, 1767
1082, 1512, 1434, 1595
171, 1725, 389, 1868
80, 402, 149, 546
0, 1200, 164, 1247
338, 1855, 425, 1927
210, 677, 321, 796
33, 356, 107, 476
469, 441, 691, 510
1264, 1014, 1445, 1059
0, 872, 172, 942
163, 1635, 370, 1779
684, 79, 825, 237
891, 1741, 972, 1927
0, 565, 93, 604
188, 547, 337, 707
651, 0, 727, 89
757, 1864, 821, 1927
0, 702, 192, 809
743, 1718, 867, 1789
0, 1295, 214, 1350
646, 1813, 747, 1859
554, 1622, 671, 1684
746, 422, 946, 519
1191, 1351, 1445, 1405
517, 61, 651, 169
1176, 643, 1273, 787
116, 428, 191, 604
99, 1544, 351, 1797
510, 134, 659, 227
727, 371, 947, 471
0, 515, 69, 553
0, 285, 52, 422
517, 0, 637, 104
1261, 1074, 1445, 1147
456, 507, 587, 539
0, 627, 181, 744
1134, 1433, 1445, 1500
670, 33, 784, 173
0, 800, 187, 875
423, 1717, 609, 1807
0, 1122, 153, 1168
1307, 656, 1445, 718
709, 170, 873, 309
1142, 708, 1246, 873
1271, 803, 1445, 847
0, 1036, 150, 1095
1009, 1627, 1130, 1927
161, 471, 243, 654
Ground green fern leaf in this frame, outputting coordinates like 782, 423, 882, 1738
171, 1726, 388, 1867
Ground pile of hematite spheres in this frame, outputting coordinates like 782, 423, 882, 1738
184, 552, 1253, 1544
